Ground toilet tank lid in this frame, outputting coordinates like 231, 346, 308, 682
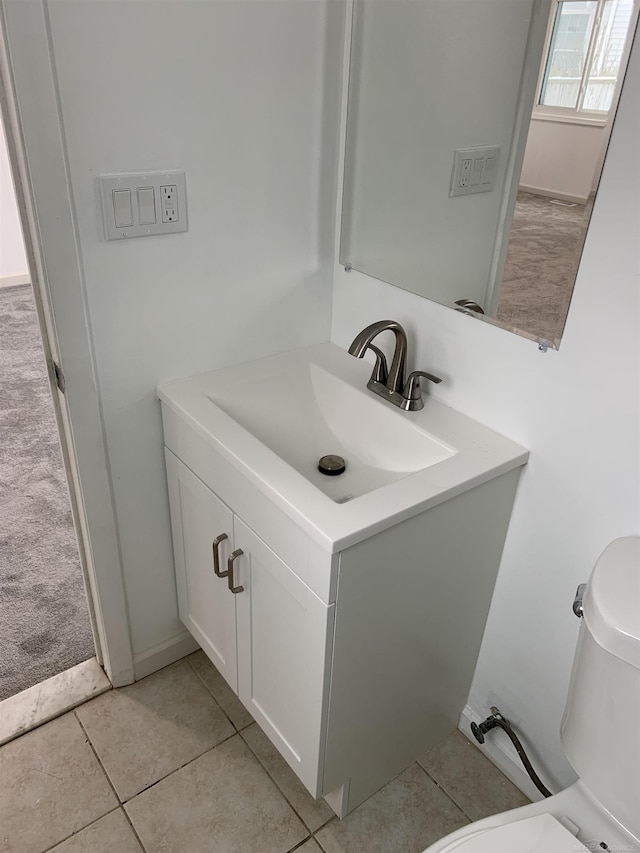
584, 536, 640, 669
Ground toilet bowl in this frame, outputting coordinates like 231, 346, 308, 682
422, 536, 640, 853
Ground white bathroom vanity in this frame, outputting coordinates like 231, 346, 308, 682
158, 343, 528, 816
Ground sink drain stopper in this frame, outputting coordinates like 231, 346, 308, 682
318, 454, 346, 476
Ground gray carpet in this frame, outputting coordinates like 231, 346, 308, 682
497, 191, 592, 344
0, 283, 94, 701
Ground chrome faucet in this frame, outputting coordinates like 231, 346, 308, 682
348, 320, 442, 411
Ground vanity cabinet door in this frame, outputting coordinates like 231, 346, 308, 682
165, 451, 238, 691
233, 517, 335, 798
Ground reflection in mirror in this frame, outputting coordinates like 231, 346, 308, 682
340, 0, 638, 348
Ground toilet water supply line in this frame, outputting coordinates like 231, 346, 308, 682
470, 707, 553, 799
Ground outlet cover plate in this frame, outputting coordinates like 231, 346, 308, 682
449, 147, 500, 198
99, 170, 187, 240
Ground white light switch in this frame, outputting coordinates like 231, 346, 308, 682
113, 189, 133, 227
471, 158, 484, 186
137, 186, 156, 225
482, 157, 497, 185
99, 171, 187, 240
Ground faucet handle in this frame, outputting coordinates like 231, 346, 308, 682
402, 370, 442, 410
366, 344, 388, 384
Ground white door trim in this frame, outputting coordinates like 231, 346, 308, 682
0, 0, 134, 685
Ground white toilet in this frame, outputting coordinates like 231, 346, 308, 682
423, 536, 640, 853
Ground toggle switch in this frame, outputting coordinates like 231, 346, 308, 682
137, 186, 156, 225
112, 189, 133, 228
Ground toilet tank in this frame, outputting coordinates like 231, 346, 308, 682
560, 537, 640, 839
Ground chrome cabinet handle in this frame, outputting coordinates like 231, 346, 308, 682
227, 549, 244, 594
212, 533, 229, 577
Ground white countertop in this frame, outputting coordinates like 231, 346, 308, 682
158, 343, 529, 552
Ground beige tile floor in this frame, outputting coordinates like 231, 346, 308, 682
0, 652, 528, 853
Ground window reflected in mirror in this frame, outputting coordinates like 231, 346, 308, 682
540, 0, 634, 114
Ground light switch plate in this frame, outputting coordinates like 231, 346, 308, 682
99, 170, 187, 240
449, 147, 500, 197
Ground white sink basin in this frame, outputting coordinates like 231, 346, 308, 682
158, 343, 528, 551
206, 361, 455, 503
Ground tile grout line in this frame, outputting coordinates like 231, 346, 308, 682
113, 724, 314, 851
186, 656, 333, 837
185, 654, 322, 824
75, 706, 209, 851
415, 760, 476, 822
236, 728, 316, 839
184, 655, 252, 733
285, 836, 313, 853
116, 727, 317, 852
287, 835, 318, 852
239, 726, 332, 837
317, 812, 338, 828
118, 806, 148, 852
311, 815, 337, 836
74, 709, 122, 802
313, 831, 330, 852
73, 659, 244, 809
39, 806, 121, 853
79, 726, 249, 813
122, 729, 241, 804
73, 710, 147, 850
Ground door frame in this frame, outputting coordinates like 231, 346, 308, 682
483, 0, 552, 317
0, 0, 134, 685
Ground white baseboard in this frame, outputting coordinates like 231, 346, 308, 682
518, 184, 588, 205
0, 273, 30, 288
458, 704, 547, 804
133, 631, 199, 681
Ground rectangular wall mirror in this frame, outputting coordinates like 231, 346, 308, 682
340, 0, 638, 348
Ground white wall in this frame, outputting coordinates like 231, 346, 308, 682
519, 117, 606, 202
341, 0, 537, 308
0, 114, 28, 282
43, 0, 342, 660
331, 30, 640, 791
